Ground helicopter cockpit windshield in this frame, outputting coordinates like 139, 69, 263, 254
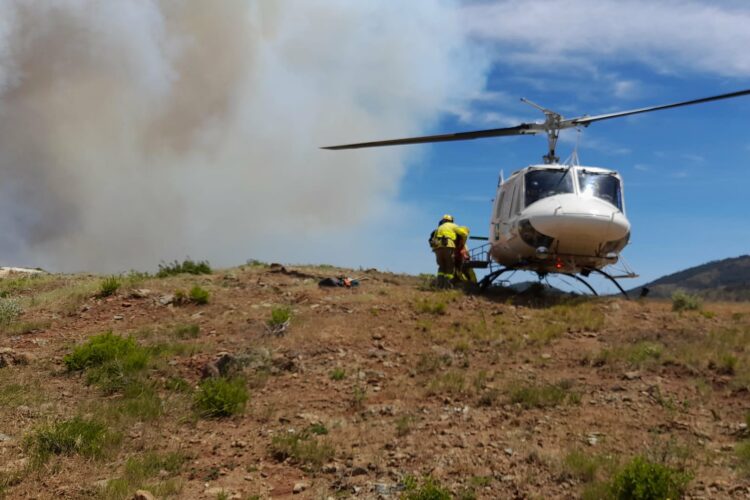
524, 169, 574, 207
577, 170, 623, 210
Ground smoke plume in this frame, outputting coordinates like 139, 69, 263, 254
0, 0, 488, 272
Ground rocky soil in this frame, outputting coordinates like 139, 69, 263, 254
1, 264, 750, 499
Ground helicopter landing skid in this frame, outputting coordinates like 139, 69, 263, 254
478, 266, 517, 291
478, 266, 630, 299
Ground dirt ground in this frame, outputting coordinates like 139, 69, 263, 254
1, 263, 750, 499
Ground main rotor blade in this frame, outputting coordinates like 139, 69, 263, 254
569, 88, 750, 126
321, 123, 537, 150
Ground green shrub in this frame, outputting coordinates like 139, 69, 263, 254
508, 380, 579, 409
98, 276, 121, 297
609, 456, 690, 500
26, 417, 114, 463
268, 306, 292, 327
415, 298, 447, 315
189, 286, 209, 305
329, 367, 346, 381
401, 476, 452, 500
100, 451, 185, 499
65, 332, 143, 371
173, 323, 200, 339
736, 441, 750, 476
672, 291, 702, 311
64, 332, 150, 393
564, 450, 601, 482
157, 259, 212, 278
269, 429, 334, 469
194, 377, 248, 418
308, 423, 328, 435
0, 298, 22, 325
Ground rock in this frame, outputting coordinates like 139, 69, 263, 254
113, 315, 124, 321
271, 353, 297, 372
351, 466, 368, 476
130, 289, 151, 299
132, 490, 155, 500
201, 352, 238, 379
159, 294, 176, 305
93, 479, 109, 489
623, 371, 640, 381
293, 482, 308, 494
587, 435, 598, 446
0, 348, 30, 367
504, 447, 514, 456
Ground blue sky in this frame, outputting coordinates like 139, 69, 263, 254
0, 0, 747, 284
368, 0, 750, 290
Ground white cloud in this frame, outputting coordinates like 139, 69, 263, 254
461, 0, 750, 77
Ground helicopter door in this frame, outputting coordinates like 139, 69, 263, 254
498, 181, 517, 239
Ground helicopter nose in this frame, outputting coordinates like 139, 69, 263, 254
529, 196, 630, 242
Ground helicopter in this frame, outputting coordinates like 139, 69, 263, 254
323, 88, 750, 296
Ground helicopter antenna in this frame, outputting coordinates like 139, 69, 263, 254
563, 128, 582, 167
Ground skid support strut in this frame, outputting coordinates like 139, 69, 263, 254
478, 267, 515, 291
563, 273, 598, 296
588, 268, 630, 299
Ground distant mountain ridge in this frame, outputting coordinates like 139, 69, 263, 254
637, 255, 750, 301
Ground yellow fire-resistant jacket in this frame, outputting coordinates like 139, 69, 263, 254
433, 222, 469, 249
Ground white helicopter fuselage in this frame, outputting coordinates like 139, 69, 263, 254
489, 164, 630, 275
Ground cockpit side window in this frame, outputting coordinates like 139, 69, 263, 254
524, 169, 574, 207
577, 171, 623, 210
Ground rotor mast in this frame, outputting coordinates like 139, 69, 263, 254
520, 98, 563, 164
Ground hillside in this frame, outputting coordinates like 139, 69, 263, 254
637, 255, 750, 301
1, 263, 750, 499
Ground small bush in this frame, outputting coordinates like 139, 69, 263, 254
508, 380, 579, 409
329, 367, 346, 381
608, 456, 691, 500
351, 384, 367, 410
426, 371, 466, 396
268, 306, 292, 327
269, 429, 334, 469
64, 331, 145, 371
308, 423, 328, 436
64, 332, 150, 393
173, 323, 200, 339
189, 286, 209, 305
736, 441, 750, 476
401, 475, 452, 500
26, 417, 114, 463
395, 415, 414, 437
563, 450, 601, 482
157, 259, 212, 278
672, 291, 702, 311
415, 298, 447, 315
101, 451, 185, 499
0, 298, 22, 326
194, 377, 248, 418
98, 276, 121, 297
416, 352, 452, 374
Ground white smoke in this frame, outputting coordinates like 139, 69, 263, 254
0, 0, 489, 272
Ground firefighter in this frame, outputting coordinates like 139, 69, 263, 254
454, 225, 477, 284
430, 215, 467, 288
